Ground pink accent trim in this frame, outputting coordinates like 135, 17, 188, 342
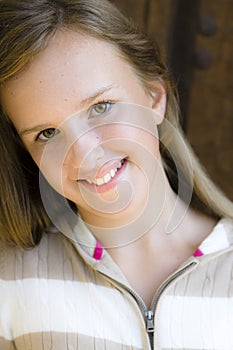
93, 240, 103, 260
193, 248, 203, 257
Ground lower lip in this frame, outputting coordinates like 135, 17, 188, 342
80, 159, 128, 193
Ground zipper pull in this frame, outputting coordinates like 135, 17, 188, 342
145, 310, 154, 332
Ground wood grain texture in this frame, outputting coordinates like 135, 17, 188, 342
187, 0, 233, 199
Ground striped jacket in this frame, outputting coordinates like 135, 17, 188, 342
0, 218, 233, 350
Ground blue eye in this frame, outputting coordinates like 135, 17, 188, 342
36, 128, 60, 142
90, 101, 114, 118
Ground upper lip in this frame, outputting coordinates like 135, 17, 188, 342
78, 158, 126, 183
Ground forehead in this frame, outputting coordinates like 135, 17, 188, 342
2, 30, 121, 98
0, 29, 142, 126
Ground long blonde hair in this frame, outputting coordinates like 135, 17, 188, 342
0, 0, 232, 248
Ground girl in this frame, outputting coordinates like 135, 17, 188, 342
0, 0, 232, 349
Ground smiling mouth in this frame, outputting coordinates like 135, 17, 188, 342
85, 158, 127, 186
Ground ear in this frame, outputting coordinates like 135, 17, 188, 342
148, 81, 166, 125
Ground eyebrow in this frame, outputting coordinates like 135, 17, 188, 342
79, 84, 115, 108
19, 84, 116, 137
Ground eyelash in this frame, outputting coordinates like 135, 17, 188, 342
35, 128, 60, 143
35, 100, 116, 143
89, 100, 115, 118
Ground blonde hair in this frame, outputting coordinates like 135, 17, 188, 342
0, 0, 232, 248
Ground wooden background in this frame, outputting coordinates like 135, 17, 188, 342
111, 0, 233, 200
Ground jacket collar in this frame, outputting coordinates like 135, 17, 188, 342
198, 218, 233, 255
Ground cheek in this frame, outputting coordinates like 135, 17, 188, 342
109, 125, 160, 158
115, 125, 161, 184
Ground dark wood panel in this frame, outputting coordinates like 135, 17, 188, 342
187, 0, 233, 199
147, 0, 173, 52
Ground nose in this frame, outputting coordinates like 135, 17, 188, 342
66, 128, 105, 177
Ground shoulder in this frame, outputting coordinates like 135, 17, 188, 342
169, 219, 233, 297
0, 230, 78, 281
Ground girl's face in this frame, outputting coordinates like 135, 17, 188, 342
0, 30, 166, 227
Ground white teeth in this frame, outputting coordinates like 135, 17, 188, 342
96, 178, 105, 186
104, 173, 111, 184
110, 169, 115, 177
86, 159, 125, 186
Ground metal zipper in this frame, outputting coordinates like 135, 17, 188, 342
145, 260, 198, 349
145, 309, 154, 332
150, 260, 197, 312
100, 259, 198, 350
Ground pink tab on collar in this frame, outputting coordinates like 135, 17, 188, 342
193, 248, 203, 257
93, 240, 103, 260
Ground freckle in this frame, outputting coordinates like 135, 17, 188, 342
64, 98, 68, 102
39, 80, 43, 83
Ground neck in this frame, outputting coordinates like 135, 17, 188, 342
81, 163, 168, 248
103, 194, 216, 307
81, 163, 216, 252
81, 169, 217, 307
